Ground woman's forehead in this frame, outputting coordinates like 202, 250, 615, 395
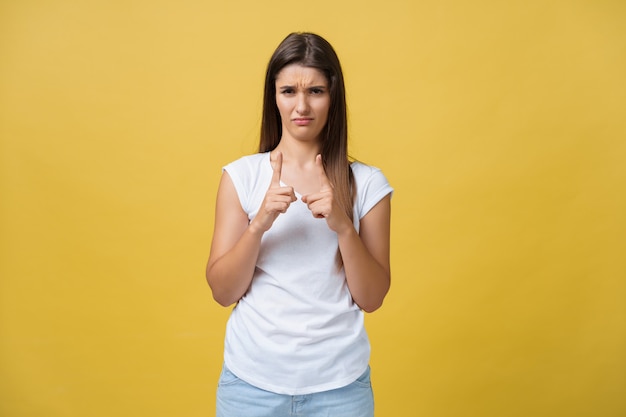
275, 64, 328, 86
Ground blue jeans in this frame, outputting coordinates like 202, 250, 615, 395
216, 364, 375, 417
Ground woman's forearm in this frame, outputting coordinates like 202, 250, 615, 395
338, 226, 391, 313
206, 225, 264, 306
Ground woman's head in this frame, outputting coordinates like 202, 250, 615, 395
260, 32, 347, 157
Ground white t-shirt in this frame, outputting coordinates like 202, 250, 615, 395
222, 152, 393, 395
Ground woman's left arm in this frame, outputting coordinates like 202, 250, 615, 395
336, 194, 391, 312
301, 155, 392, 312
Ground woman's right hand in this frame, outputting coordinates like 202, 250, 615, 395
250, 151, 297, 233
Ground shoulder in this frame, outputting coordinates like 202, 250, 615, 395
222, 152, 271, 213
350, 161, 391, 191
223, 152, 269, 173
350, 160, 393, 219
350, 160, 384, 179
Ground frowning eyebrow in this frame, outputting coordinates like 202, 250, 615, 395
278, 85, 328, 91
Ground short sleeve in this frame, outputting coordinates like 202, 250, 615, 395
222, 152, 272, 217
223, 159, 250, 214
351, 162, 393, 220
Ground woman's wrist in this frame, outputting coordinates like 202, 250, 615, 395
335, 221, 357, 240
246, 220, 266, 239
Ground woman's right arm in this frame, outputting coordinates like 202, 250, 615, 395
205, 172, 263, 306
206, 152, 295, 306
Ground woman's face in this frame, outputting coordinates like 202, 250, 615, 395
275, 64, 330, 144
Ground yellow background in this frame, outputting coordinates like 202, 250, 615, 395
1, 0, 625, 416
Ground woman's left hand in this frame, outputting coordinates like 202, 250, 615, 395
301, 155, 351, 234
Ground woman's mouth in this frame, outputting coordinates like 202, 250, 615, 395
293, 118, 313, 126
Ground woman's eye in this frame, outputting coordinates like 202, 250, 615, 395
310, 88, 325, 95
281, 88, 295, 95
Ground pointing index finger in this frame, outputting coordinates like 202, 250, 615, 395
316, 154, 332, 190
271, 151, 283, 187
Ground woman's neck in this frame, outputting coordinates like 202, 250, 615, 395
273, 138, 321, 167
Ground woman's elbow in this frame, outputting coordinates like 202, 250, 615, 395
212, 292, 236, 307
208, 283, 237, 307
359, 289, 390, 313
361, 302, 382, 313
359, 295, 386, 313
206, 270, 235, 307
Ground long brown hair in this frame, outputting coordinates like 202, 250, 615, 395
259, 32, 354, 221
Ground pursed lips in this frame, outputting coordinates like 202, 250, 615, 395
292, 117, 313, 125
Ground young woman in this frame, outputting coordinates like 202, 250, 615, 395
206, 32, 393, 417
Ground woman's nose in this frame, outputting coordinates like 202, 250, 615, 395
295, 94, 309, 114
